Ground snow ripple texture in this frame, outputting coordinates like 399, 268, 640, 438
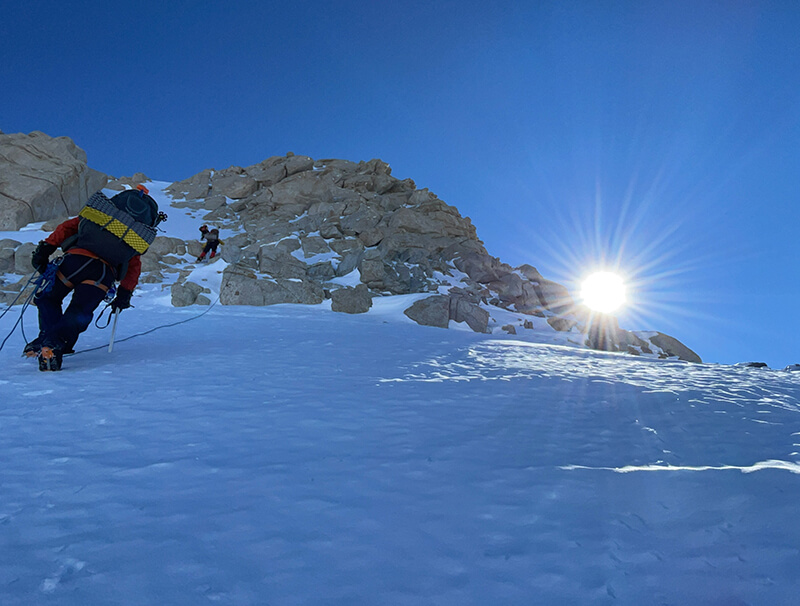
1, 307, 799, 605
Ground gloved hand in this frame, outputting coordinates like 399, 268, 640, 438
31, 242, 57, 274
110, 287, 133, 312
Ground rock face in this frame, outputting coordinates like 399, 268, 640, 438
403, 295, 490, 333
0, 136, 701, 363
160, 152, 701, 361
0, 132, 107, 230
648, 332, 703, 364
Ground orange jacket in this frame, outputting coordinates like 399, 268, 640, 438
44, 217, 142, 291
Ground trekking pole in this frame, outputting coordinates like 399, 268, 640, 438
108, 308, 121, 353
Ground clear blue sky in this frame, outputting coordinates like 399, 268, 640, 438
3, 1, 799, 367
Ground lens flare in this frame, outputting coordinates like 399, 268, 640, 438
581, 272, 626, 313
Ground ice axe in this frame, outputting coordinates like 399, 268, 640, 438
108, 308, 121, 353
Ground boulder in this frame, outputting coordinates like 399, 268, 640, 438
221, 243, 243, 264
516, 264, 544, 282
330, 238, 364, 256
648, 332, 702, 363
211, 174, 257, 199
534, 278, 574, 312
171, 281, 205, 307
148, 236, 187, 256
261, 278, 324, 306
331, 284, 372, 314
220, 265, 266, 305
267, 171, 334, 216
404, 294, 489, 333
258, 246, 307, 279
300, 236, 331, 257
105, 173, 150, 191
357, 228, 384, 247
404, 295, 450, 328
513, 282, 544, 314
139, 271, 164, 284
489, 273, 525, 302
14, 242, 37, 274
202, 194, 228, 211
0, 131, 107, 230
453, 253, 506, 284
42, 217, 69, 231
617, 331, 653, 355
220, 264, 323, 306
547, 316, 576, 332
307, 261, 336, 281
358, 256, 385, 286
0, 247, 15, 273
336, 251, 362, 277
166, 169, 212, 200
187, 240, 205, 258
340, 207, 382, 236
319, 222, 343, 239
140, 253, 163, 273
449, 296, 490, 333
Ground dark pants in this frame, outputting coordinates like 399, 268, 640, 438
34, 254, 114, 351
201, 240, 219, 255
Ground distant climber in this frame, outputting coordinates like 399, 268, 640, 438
196, 224, 222, 262
25, 185, 163, 371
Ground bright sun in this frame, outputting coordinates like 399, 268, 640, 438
580, 271, 626, 313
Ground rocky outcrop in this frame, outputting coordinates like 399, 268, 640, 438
0, 137, 702, 363
219, 264, 324, 307
171, 281, 211, 307
156, 152, 701, 360
403, 295, 489, 333
106, 173, 149, 191
580, 317, 702, 363
648, 332, 702, 364
0, 132, 107, 230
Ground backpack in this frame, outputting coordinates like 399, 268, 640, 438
67, 189, 160, 277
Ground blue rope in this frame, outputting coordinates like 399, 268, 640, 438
0, 271, 47, 354
72, 296, 220, 356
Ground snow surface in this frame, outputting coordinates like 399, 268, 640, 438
2, 294, 800, 605
2, 183, 800, 605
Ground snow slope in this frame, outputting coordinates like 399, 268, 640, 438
1, 295, 800, 605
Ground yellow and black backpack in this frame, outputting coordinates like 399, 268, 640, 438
66, 187, 162, 277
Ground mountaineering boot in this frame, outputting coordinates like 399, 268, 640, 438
38, 346, 63, 371
209, 250, 216, 259
196, 253, 206, 263
23, 336, 45, 358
